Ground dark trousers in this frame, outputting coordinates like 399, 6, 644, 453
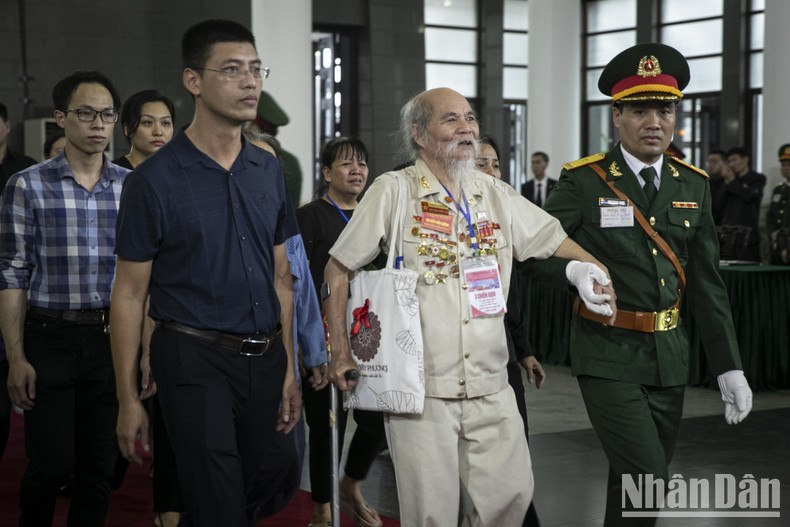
302, 369, 387, 504
578, 376, 684, 527
151, 394, 184, 513
151, 327, 286, 527
19, 315, 119, 527
1, 358, 11, 461
507, 361, 540, 527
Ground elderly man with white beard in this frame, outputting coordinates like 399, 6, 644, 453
322, 87, 615, 526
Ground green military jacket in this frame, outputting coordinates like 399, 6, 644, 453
528, 144, 742, 387
766, 181, 790, 234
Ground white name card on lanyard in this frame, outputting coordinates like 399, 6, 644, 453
461, 256, 505, 318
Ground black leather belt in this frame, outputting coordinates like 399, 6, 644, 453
28, 306, 109, 325
156, 321, 282, 357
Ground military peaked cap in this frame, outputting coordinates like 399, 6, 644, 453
779, 144, 790, 161
599, 43, 690, 103
256, 91, 290, 127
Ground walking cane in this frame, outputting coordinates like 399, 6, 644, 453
321, 282, 359, 526
330, 367, 359, 527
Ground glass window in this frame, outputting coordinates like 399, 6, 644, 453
661, 0, 723, 24
504, 67, 528, 100
504, 0, 528, 31
586, 67, 607, 101
426, 63, 478, 97
425, 27, 477, 62
750, 51, 763, 89
586, 0, 636, 33
424, 0, 477, 28
504, 33, 528, 65
661, 20, 723, 56
750, 12, 764, 50
587, 104, 615, 153
684, 57, 722, 93
587, 31, 636, 67
751, 93, 763, 172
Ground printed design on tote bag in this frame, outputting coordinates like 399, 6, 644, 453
395, 273, 419, 316
349, 299, 381, 362
346, 387, 420, 413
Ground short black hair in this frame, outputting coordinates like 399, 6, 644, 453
321, 136, 369, 170
43, 132, 65, 157
708, 149, 727, 159
182, 19, 256, 70
727, 146, 750, 159
532, 151, 549, 163
0, 101, 7, 122
120, 90, 175, 145
51, 70, 121, 112
479, 136, 501, 160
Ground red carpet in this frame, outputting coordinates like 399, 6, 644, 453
1, 412, 399, 527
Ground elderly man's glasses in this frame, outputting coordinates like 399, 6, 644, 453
193, 65, 271, 81
65, 108, 119, 123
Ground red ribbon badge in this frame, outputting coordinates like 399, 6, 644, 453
350, 299, 371, 336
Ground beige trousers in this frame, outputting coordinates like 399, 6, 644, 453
384, 388, 534, 527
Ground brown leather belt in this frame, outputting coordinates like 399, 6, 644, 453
29, 306, 109, 325
156, 321, 282, 356
573, 298, 679, 333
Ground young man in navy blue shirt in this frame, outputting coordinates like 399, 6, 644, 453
111, 20, 301, 526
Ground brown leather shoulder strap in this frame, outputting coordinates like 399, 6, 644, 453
589, 163, 687, 295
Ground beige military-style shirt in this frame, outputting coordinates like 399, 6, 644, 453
330, 159, 567, 399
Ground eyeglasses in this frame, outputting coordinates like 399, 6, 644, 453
65, 108, 119, 123
193, 65, 270, 81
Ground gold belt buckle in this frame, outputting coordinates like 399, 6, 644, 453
653, 308, 679, 331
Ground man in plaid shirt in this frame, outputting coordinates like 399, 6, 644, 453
0, 70, 128, 527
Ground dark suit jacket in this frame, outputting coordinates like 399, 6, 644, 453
525, 144, 742, 387
521, 178, 557, 206
713, 169, 766, 260
0, 149, 38, 190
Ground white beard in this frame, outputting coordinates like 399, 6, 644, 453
434, 140, 479, 183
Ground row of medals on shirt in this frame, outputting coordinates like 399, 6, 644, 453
411, 196, 501, 286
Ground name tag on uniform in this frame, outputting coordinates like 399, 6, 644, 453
599, 206, 634, 228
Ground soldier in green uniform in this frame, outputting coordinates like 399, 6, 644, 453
527, 43, 753, 526
248, 91, 303, 208
767, 144, 790, 264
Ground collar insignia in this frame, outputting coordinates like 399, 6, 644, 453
637, 55, 662, 78
420, 176, 432, 191
669, 164, 680, 178
609, 161, 622, 178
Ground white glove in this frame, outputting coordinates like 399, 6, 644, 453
717, 370, 752, 425
565, 260, 613, 317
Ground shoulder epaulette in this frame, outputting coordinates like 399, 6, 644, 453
562, 152, 605, 171
670, 156, 708, 178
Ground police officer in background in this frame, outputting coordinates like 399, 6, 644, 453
526, 43, 753, 526
767, 144, 790, 264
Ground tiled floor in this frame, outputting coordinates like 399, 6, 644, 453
303, 365, 790, 526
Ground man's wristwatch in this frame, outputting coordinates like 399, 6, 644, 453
320, 282, 331, 301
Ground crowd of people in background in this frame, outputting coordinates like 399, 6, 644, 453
0, 17, 775, 527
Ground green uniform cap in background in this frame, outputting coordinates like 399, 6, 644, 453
256, 91, 290, 127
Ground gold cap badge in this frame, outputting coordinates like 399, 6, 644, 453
637, 55, 662, 78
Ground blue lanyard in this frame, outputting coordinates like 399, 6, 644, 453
325, 194, 350, 224
438, 182, 477, 252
